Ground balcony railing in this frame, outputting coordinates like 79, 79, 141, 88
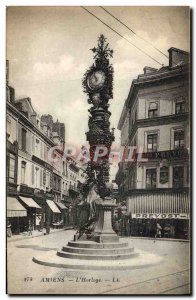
69, 185, 79, 193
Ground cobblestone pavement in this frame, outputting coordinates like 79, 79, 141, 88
7, 230, 190, 295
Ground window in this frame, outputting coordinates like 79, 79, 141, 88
54, 177, 57, 189
148, 102, 158, 118
147, 134, 157, 152
175, 98, 185, 114
173, 166, 184, 188
32, 136, 35, 154
66, 163, 68, 177
21, 161, 26, 184
35, 167, 39, 187
6, 116, 11, 138
174, 130, 184, 149
21, 128, 27, 151
8, 154, 15, 183
50, 173, 53, 188
63, 161, 65, 175
40, 169, 42, 187
35, 139, 40, 156
43, 170, 46, 186
160, 167, 169, 184
31, 165, 34, 185
146, 169, 157, 188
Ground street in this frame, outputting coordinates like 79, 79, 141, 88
7, 229, 190, 295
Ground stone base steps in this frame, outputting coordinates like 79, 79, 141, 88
62, 245, 134, 255
68, 241, 129, 249
57, 249, 139, 260
33, 248, 163, 270
58, 239, 138, 260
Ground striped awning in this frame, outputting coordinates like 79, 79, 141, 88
127, 192, 190, 216
46, 200, 61, 213
7, 197, 27, 217
19, 197, 41, 209
56, 202, 68, 210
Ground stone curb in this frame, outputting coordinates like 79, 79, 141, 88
7, 227, 74, 243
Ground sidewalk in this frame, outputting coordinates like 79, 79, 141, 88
7, 226, 74, 243
121, 236, 189, 243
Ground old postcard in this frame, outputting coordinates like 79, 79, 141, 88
6, 6, 191, 295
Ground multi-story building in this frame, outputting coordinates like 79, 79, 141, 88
116, 48, 190, 239
6, 61, 25, 235
6, 60, 90, 235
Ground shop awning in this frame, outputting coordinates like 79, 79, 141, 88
19, 197, 41, 209
7, 197, 27, 217
46, 200, 61, 213
56, 202, 68, 210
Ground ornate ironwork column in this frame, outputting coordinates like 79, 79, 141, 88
82, 34, 117, 243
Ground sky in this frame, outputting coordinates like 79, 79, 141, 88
6, 6, 190, 179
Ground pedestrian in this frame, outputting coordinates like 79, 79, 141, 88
155, 222, 162, 238
46, 221, 50, 235
126, 218, 131, 236
28, 220, 33, 236
114, 220, 120, 235
7, 220, 12, 237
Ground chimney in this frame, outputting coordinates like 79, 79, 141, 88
168, 47, 189, 67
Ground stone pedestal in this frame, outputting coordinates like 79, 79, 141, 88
92, 197, 119, 243
33, 196, 162, 269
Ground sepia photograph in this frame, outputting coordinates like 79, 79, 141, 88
6, 6, 191, 295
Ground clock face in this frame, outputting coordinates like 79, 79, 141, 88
87, 70, 106, 90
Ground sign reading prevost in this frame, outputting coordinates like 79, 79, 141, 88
132, 213, 189, 219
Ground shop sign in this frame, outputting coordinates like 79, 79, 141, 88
142, 148, 188, 160
132, 213, 189, 219
20, 184, 34, 195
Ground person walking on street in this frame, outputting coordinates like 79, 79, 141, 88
28, 219, 33, 236
155, 222, 162, 238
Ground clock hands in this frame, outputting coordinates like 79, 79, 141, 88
93, 73, 99, 83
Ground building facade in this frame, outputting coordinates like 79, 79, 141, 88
116, 48, 190, 239
6, 62, 86, 235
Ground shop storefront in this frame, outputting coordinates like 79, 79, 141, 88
130, 213, 189, 239
46, 199, 61, 225
126, 189, 190, 239
7, 196, 27, 235
18, 196, 42, 232
56, 202, 68, 225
